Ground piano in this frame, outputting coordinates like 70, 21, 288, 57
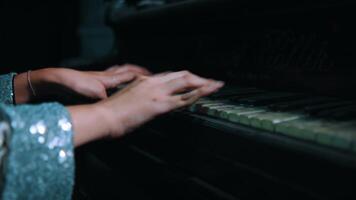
74, 0, 356, 199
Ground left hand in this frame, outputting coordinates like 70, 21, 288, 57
14, 64, 151, 104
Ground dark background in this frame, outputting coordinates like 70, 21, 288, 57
0, 0, 81, 73
0, 0, 118, 74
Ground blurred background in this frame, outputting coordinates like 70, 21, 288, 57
0, 0, 176, 74
0, 0, 80, 73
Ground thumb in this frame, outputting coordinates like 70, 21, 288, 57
96, 88, 108, 99
89, 83, 108, 99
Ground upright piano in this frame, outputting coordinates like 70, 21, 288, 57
74, 0, 356, 199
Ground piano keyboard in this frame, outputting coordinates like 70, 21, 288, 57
188, 87, 356, 153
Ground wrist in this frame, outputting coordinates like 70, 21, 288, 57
14, 68, 64, 104
69, 103, 118, 146
96, 101, 126, 138
14, 71, 33, 104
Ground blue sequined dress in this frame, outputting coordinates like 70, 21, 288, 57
0, 73, 74, 199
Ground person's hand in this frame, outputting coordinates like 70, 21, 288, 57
69, 70, 224, 146
99, 70, 224, 138
14, 64, 150, 104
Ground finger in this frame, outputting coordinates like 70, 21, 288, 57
98, 72, 137, 88
152, 71, 172, 77
173, 81, 224, 106
105, 65, 119, 72
158, 70, 191, 82
164, 73, 217, 94
185, 81, 223, 99
191, 81, 223, 98
107, 64, 151, 75
97, 89, 108, 99
180, 89, 201, 101
158, 70, 211, 84
179, 90, 202, 105
83, 84, 108, 99
165, 77, 207, 94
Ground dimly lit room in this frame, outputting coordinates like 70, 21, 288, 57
0, 0, 356, 199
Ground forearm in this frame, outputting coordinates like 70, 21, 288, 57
14, 71, 33, 104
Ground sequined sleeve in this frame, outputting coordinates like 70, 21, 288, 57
0, 73, 17, 105
0, 103, 74, 200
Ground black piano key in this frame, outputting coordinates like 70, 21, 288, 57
228, 91, 269, 102
210, 88, 264, 99
210, 87, 254, 98
232, 92, 280, 103
257, 94, 307, 106
331, 109, 356, 120
314, 105, 356, 119
235, 93, 306, 106
268, 97, 336, 111
304, 101, 354, 115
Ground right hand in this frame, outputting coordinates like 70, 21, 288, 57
99, 70, 224, 138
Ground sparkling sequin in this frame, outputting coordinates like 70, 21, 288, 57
38, 136, 45, 144
0, 102, 74, 200
58, 118, 72, 132
29, 126, 37, 135
47, 136, 65, 149
37, 122, 47, 135
0, 73, 16, 105
58, 149, 67, 163
29, 121, 47, 135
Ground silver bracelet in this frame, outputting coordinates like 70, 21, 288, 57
27, 70, 37, 97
